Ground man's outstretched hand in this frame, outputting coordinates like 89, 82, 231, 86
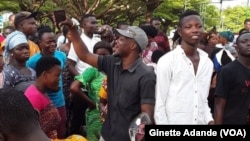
59, 17, 74, 29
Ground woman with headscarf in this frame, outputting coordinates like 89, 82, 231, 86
211, 31, 235, 74
3, 31, 36, 92
208, 31, 236, 114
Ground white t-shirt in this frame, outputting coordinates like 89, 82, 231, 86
57, 35, 66, 48
67, 32, 100, 74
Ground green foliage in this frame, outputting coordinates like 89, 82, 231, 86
202, 5, 219, 31
0, 0, 20, 12
0, 0, 248, 34
222, 6, 246, 33
40, 0, 58, 12
153, 0, 213, 32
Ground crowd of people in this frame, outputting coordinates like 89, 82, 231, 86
0, 8, 249, 141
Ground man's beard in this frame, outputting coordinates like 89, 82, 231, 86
113, 53, 120, 57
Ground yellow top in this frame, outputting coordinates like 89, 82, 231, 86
28, 40, 40, 57
52, 135, 87, 141
99, 85, 107, 99
0, 40, 5, 51
99, 76, 107, 99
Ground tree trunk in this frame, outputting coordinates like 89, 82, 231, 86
144, 0, 163, 22
145, 10, 153, 22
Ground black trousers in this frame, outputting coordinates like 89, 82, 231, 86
69, 92, 88, 135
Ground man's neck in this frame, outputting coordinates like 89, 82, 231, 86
41, 51, 54, 57
238, 56, 250, 69
84, 31, 93, 38
34, 81, 46, 94
17, 29, 28, 39
181, 42, 198, 57
121, 54, 140, 70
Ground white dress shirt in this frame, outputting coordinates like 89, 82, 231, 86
154, 45, 214, 124
67, 32, 100, 74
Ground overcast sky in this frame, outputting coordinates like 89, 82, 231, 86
210, 0, 250, 9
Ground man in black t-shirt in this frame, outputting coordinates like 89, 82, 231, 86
214, 32, 250, 124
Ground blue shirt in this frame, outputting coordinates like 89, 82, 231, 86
26, 51, 66, 107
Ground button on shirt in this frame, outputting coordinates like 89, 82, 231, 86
98, 56, 156, 141
154, 45, 214, 124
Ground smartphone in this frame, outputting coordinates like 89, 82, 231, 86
54, 10, 66, 25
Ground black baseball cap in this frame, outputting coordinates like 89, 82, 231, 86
14, 11, 38, 28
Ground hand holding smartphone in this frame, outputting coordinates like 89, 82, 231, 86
53, 10, 66, 25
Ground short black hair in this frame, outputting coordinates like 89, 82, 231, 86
150, 17, 161, 24
239, 28, 249, 35
93, 40, 113, 54
80, 14, 96, 24
35, 56, 61, 77
0, 88, 39, 137
62, 26, 69, 37
178, 9, 200, 27
139, 21, 150, 27
236, 31, 250, 45
172, 29, 181, 44
140, 25, 158, 38
244, 19, 250, 24
62, 26, 69, 43
37, 25, 53, 40
152, 50, 165, 63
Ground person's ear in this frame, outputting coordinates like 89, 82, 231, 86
18, 21, 25, 30
82, 21, 86, 27
130, 41, 138, 50
38, 39, 42, 47
177, 27, 182, 37
41, 71, 47, 79
9, 50, 14, 57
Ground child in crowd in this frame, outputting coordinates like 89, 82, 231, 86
25, 56, 62, 139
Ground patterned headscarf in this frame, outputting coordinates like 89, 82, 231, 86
4, 31, 28, 63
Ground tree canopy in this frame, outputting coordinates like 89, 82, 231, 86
0, 0, 248, 33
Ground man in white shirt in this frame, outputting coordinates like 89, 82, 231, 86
154, 10, 214, 125
67, 14, 100, 135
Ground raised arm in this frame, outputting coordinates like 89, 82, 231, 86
61, 19, 98, 68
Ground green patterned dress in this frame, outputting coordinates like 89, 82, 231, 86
74, 67, 104, 141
